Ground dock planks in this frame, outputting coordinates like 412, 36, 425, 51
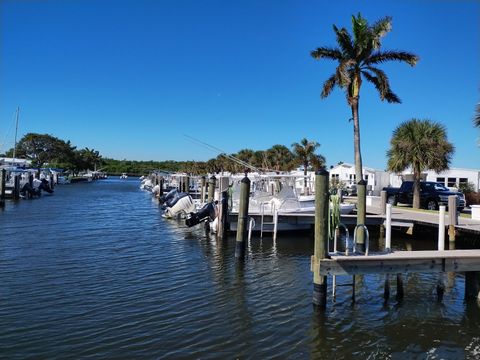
319, 250, 480, 276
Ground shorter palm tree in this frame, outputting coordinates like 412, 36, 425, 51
292, 138, 326, 188
266, 145, 294, 171
387, 119, 454, 209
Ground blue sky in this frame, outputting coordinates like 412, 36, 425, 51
1, 0, 479, 170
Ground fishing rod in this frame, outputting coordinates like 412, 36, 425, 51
183, 134, 260, 172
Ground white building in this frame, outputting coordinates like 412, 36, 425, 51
398, 168, 480, 191
329, 163, 390, 195
330, 163, 480, 194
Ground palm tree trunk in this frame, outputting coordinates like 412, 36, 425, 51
351, 97, 366, 248
413, 166, 421, 209
351, 100, 363, 183
304, 162, 308, 188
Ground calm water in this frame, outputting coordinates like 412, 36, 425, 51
1, 179, 479, 359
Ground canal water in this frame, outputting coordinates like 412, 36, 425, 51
1, 178, 479, 359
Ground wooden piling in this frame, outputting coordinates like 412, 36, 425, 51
380, 190, 387, 216
356, 179, 367, 251
235, 175, 250, 259
208, 175, 216, 202
13, 174, 20, 200
448, 195, 457, 243
49, 174, 54, 189
185, 176, 190, 193
159, 178, 164, 197
312, 169, 329, 309
0, 169, 6, 207
378, 224, 385, 249
200, 176, 206, 204
28, 174, 34, 199
217, 190, 229, 239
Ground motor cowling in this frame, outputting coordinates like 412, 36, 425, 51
185, 202, 216, 227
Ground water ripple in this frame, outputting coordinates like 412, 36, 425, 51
0, 179, 479, 358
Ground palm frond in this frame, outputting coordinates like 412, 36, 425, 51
336, 59, 356, 87
384, 91, 401, 103
352, 13, 368, 47
365, 50, 419, 66
310, 47, 343, 60
360, 70, 396, 103
333, 25, 354, 56
321, 74, 337, 98
370, 16, 392, 48
362, 67, 401, 103
363, 67, 387, 91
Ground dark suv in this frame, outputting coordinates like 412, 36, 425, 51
383, 181, 466, 211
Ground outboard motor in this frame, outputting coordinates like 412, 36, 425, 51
185, 202, 217, 227
164, 193, 196, 218
159, 189, 178, 206
39, 179, 54, 194
165, 191, 187, 208
20, 183, 41, 197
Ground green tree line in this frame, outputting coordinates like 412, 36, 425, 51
2, 133, 326, 176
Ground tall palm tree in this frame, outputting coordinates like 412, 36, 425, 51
387, 119, 454, 209
292, 138, 326, 187
311, 13, 419, 183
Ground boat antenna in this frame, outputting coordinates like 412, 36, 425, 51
183, 134, 260, 172
13, 106, 20, 164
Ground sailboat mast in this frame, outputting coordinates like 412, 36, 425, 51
13, 106, 20, 163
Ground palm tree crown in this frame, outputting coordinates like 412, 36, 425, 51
265, 145, 294, 171
292, 138, 326, 187
311, 13, 418, 104
387, 118, 454, 208
311, 13, 419, 183
292, 138, 325, 169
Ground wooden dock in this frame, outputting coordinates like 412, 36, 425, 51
227, 206, 480, 237
318, 250, 480, 276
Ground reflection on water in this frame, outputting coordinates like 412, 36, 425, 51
0, 178, 479, 359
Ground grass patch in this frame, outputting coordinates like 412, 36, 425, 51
392, 205, 471, 218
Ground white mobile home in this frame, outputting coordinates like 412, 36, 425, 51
329, 163, 390, 195
419, 168, 479, 191
388, 168, 480, 191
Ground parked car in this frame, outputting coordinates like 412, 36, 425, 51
383, 181, 465, 211
344, 184, 357, 196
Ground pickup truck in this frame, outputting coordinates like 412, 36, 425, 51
383, 181, 465, 211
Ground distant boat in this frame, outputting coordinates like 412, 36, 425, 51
120, 173, 128, 179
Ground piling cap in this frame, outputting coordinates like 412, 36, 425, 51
241, 174, 250, 184
210, 175, 216, 180
357, 179, 367, 186
315, 168, 329, 176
